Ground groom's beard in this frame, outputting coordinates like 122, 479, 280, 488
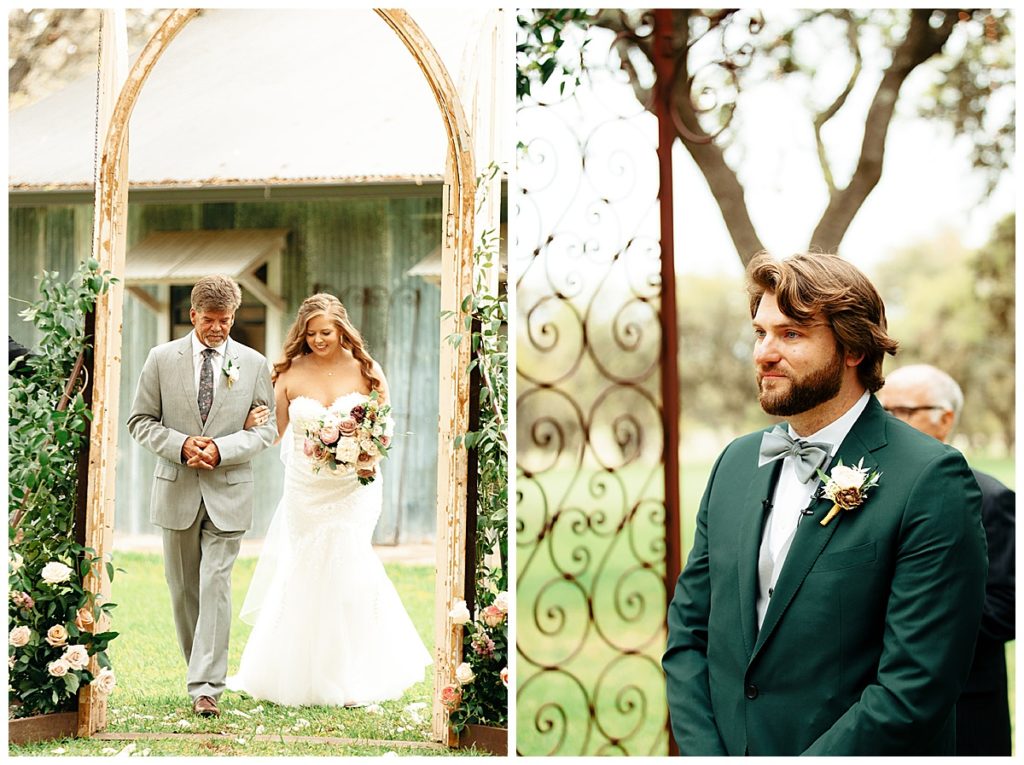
757, 350, 844, 417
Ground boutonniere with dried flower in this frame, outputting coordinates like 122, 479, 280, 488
223, 358, 239, 389
816, 458, 881, 527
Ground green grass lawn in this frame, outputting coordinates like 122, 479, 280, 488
517, 453, 1015, 755
11, 552, 485, 757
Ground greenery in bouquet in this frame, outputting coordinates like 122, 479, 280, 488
8, 259, 121, 717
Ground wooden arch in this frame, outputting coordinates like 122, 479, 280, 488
80, 8, 475, 745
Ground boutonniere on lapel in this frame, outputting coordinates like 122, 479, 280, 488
816, 458, 881, 527
222, 358, 240, 389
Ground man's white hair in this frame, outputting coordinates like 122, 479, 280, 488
885, 364, 964, 429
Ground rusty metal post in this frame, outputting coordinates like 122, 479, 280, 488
654, 9, 682, 755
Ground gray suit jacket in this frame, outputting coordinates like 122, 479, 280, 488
127, 334, 277, 531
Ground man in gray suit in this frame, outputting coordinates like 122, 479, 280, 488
128, 275, 276, 717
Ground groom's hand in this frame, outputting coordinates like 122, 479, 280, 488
183, 436, 219, 470
181, 436, 208, 464
196, 440, 221, 468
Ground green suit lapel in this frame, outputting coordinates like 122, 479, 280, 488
751, 396, 888, 661
737, 457, 782, 658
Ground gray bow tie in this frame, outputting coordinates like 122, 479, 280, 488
758, 425, 831, 483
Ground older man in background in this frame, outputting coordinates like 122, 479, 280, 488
879, 364, 1014, 757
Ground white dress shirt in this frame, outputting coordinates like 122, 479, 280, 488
191, 331, 228, 405
755, 391, 871, 629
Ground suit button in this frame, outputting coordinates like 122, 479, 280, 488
745, 684, 759, 700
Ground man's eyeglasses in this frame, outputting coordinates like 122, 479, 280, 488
883, 405, 945, 418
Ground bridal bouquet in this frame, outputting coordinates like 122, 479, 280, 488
302, 391, 394, 484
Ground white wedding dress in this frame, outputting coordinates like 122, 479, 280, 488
227, 393, 431, 706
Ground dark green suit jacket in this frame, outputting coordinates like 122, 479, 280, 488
664, 396, 987, 755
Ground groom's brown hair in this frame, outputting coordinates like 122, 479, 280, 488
746, 251, 899, 393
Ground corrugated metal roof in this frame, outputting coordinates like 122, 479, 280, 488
126, 228, 288, 282
10, 9, 484, 190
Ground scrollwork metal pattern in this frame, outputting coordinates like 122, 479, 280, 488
516, 30, 671, 756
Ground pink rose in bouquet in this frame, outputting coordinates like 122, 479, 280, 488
300, 392, 393, 485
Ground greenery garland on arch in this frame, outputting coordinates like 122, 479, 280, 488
8, 259, 122, 718
441, 162, 509, 734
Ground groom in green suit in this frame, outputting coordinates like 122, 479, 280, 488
664, 252, 988, 755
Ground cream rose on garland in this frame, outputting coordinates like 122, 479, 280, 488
480, 604, 505, 628
47, 658, 71, 677
817, 458, 881, 527
455, 662, 475, 685
40, 561, 73, 585
93, 667, 117, 695
63, 644, 90, 671
9, 626, 31, 647
448, 599, 471, 625
45, 624, 69, 647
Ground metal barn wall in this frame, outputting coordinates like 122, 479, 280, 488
8, 194, 442, 544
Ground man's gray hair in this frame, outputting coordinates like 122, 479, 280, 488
191, 275, 242, 313
886, 363, 964, 429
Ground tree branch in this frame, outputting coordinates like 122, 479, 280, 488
811, 9, 959, 252
813, 10, 863, 195
670, 9, 765, 264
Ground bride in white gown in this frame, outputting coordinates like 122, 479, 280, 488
227, 294, 431, 706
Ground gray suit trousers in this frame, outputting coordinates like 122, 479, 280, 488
162, 501, 243, 700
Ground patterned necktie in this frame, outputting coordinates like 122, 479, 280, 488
198, 348, 216, 424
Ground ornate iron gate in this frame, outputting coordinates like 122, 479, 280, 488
515, 15, 680, 755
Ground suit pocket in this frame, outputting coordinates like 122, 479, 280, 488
155, 462, 178, 482
811, 541, 876, 573
225, 466, 253, 485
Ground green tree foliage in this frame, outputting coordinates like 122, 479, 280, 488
677, 274, 763, 437
875, 215, 1015, 452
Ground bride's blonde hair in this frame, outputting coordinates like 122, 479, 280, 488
273, 294, 383, 395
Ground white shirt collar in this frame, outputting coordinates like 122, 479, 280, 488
788, 390, 871, 456
190, 330, 227, 358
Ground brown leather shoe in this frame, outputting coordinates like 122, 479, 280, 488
192, 695, 220, 717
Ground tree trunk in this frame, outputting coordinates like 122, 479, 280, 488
809, 9, 958, 252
